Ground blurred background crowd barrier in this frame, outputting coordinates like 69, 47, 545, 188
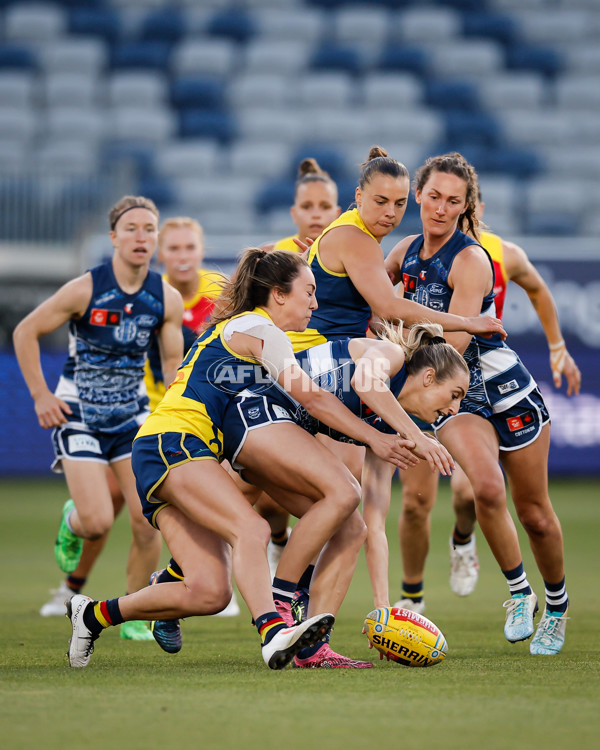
0, 0, 598, 476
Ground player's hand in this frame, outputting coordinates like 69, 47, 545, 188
550, 342, 581, 397
34, 391, 72, 429
292, 237, 313, 257
411, 433, 455, 476
466, 315, 507, 340
367, 433, 419, 470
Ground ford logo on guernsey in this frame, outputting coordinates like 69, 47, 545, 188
207, 357, 273, 394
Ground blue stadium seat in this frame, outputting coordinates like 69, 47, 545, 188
255, 178, 295, 214
377, 45, 429, 77
136, 177, 176, 211
506, 44, 563, 77
111, 42, 171, 71
524, 212, 579, 237
425, 79, 480, 111
179, 110, 236, 144
483, 146, 544, 179
0, 45, 37, 70
289, 144, 348, 182
310, 44, 364, 76
67, 8, 121, 43
140, 10, 186, 43
171, 76, 226, 111
207, 8, 257, 43
445, 111, 500, 146
101, 142, 155, 181
462, 11, 517, 45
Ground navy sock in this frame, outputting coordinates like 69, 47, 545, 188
66, 575, 86, 593
270, 529, 289, 546
401, 580, 424, 603
255, 611, 286, 645
157, 558, 184, 582
83, 597, 124, 636
452, 525, 472, 546
501, 562, 532, 596
297, 564, 314, 592
544, 577, 568, 614
272, 576, 297, 606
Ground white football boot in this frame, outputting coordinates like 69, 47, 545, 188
40, 581, 71, 616
392, 598, 426, 615
261, 613, 334, 670
449, 535, 479, 596
503, 592, 538, 642
66, 594, 100, 668
530, 608, 569, 655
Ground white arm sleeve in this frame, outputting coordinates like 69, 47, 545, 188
223, 315, 296, 380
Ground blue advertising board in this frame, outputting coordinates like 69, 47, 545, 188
1, 258, 598, 476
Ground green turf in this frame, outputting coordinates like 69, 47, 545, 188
1, 477, 599, 750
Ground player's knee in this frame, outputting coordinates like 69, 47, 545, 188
78, 510, 112, 539
331, 475, 361, 518
471, 475, 506, 512
401, 498, 431, 526
185, 572, 232, 615
517, 504, 557, 539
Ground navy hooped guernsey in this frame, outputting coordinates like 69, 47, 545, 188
250, 339, 409, 443
56, 261, 165, 433
400, 229, 535, 416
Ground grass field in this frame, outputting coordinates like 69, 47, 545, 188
1, 476, 599, 750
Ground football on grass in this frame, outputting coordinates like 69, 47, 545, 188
363, 607, 448, 667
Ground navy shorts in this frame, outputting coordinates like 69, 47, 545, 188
222, 393, 296, 471
132, 433, 217, 528
435, 387, 550, 452
51, 422, 139, 473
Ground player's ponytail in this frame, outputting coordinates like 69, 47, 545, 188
211, 248, 308, 325
379, 320, 468, 383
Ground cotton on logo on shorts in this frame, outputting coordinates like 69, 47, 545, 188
498, 379, 519, 395
272, 405, 290, 420
68, 434, 102, 454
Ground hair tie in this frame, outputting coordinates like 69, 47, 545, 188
429, 336, 446, 345
111, 204, 150, 230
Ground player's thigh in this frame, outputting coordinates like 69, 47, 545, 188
436, 415, 505, 499
316, 433, 365, 482
62, 459, 114, 528
239, 422, 359, 502
158, 459, 270, 548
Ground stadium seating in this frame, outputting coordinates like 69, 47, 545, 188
0, 0, 598, 249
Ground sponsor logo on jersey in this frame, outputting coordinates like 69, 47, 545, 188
428, 283, 446, 295
506, 412, 534, 432
402, 273, 417, 294
498, 379, 519, 395
91, 309, 122, 327
124, 303, 134, 314
135, 314, 158, 327
419, 269, 427, 281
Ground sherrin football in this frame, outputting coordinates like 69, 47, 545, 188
363, 607, 448, 667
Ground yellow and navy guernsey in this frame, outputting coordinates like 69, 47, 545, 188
479, 231, 508, 320
287, 208, 375, 353
144, 268, 224, 411
273, 235, 302, 253
136, 307, 274, 460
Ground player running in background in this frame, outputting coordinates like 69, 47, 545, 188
14, 196, 184, 641
386, 153, 570, 655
